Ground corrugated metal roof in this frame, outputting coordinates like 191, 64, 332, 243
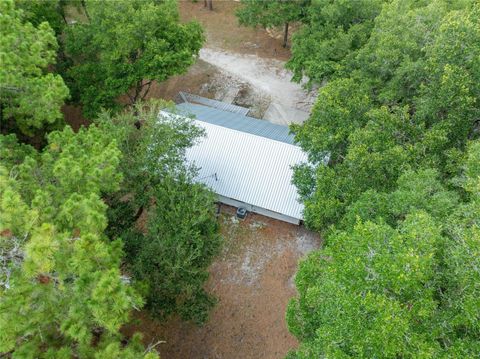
179, 92, 251, 116
174, 102, 296, 145
183, 119, 306, 221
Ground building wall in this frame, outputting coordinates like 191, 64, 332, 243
217, 195, 301, 225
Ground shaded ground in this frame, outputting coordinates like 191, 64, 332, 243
63, 1, 315, 126
62, 104, 90, 131
179, 1, 292, 60
125, 205, 321, 359
149, 1, 315, 123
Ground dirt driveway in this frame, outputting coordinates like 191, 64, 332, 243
150, 1, 316, 125
65, 1, 316, 127
125, 206, 321, 359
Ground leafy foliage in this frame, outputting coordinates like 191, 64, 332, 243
288, 1, 480, 357
0, 0, 69, 136
293, 0, 480, 231
236, 0, 309, 47
237, 0, 308, 28
0, 127, 156, 357
129, 176, 222, 324
96, 102, 204, 221
14, 0, 66, 35
288, 149, 480, 357
66, 0, 204, 118
286, 0, 386, 85
0, 0, 216, 353
97, 103, 222, 324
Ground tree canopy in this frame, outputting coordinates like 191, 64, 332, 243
236, 0, 309, 48
0, 0, 69, 136
0, 102, 222, 355
14, 0, 67, 36
97, 104, 222, 324
1, 0, 219, 355
129, 175, 221, 324
288, 149, 480, 357
288, 0, 480, 357
0, 127, 156, 358
292, 0, 480, 231
287, 0, 386, 85
65, 0, 204, 118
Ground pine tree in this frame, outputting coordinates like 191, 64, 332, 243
0, 126, 157, 358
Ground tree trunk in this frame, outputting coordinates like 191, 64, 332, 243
59, 6, 68, 25
81, 0, 90, 21
207, 0, 213, 11
283, 22, 289, 48
132, 80, 144, 104
140, 81, 153, 101
204, 0, 207, 7
133, 205, 144, 221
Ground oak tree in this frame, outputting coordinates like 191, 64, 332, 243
66, 0, 204, 118
236, 0, 309, 48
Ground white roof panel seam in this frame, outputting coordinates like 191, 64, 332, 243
183, 118, 306, 220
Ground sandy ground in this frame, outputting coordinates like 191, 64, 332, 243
199, 48, 314, 125
146, 59, 272, 119
125, 206, 321, 359
61, 6, 322, 356
64, 1, 315, 127
148, 46, 315, 124
178, 1, 292, 61
151, 1, 316, 124
178, 1, 316, 125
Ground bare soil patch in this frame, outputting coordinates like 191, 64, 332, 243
179, 1, 292, 60
146, 58, 271, 118
62, 1, 313, 125
62, 104, 90, 131
198, 48, 315, 124
125, 205, 321, 359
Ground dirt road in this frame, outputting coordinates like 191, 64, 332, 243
199, 48, 315, 125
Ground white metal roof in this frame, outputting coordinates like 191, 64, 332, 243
174, 102, 296, 144
184, 119, 307, 221
179, 92, 251, 116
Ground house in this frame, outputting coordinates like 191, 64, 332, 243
163, 96, 307, 225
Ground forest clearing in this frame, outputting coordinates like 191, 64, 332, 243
126, 206, 320, 359
1, 0, 479, 358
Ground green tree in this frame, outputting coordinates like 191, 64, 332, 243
96, 102, 204, 235
236, 0, 309, 48
287, 150, 480, 357
340, 168, 460, 230
65, 0, 204, 118
0, 0, 69, 136
286, 0, 385, 85
288, 1, 480, 356
128, 175, 222, 324
0, 127, 156, 357
96, 103, 222, 324
292, 0, 480, 232
14, 0, 67, 35
288, 213, 444, 357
